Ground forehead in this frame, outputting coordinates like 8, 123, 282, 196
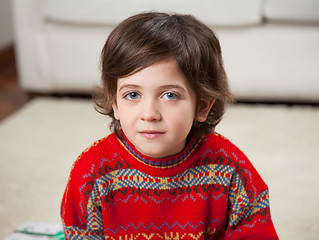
117, 58, 193, 91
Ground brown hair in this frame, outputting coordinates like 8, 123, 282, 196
93, 12, 233, 137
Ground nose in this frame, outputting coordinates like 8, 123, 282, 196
140, 100, 161, 122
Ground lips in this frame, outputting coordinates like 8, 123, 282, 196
139, 130, 165, 139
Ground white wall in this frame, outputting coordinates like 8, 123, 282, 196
0, 0, 14, 49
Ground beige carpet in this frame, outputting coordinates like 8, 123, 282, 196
0, 97, 318, 239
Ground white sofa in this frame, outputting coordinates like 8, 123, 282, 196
12, 0, 319, 102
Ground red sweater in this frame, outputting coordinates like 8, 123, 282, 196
61, 131, 278, 239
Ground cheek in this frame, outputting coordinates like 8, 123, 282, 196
117, 108, 136, 128
167, 105, 196, 128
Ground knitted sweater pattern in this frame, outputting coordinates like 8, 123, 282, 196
61, 132, 278, 239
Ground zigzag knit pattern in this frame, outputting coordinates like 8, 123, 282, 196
61, 132, 278, 239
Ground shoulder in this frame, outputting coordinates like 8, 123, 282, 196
200, 132, 248, 164
200, 132, 267, 188
61, 134, 112, 227
67, 133, 121, 181
62, 133, 125, 222
74, 134, 113, 165
205, 132, 242, 152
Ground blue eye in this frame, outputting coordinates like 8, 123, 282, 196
163, 92, 179, 100
125, 92, 140, 100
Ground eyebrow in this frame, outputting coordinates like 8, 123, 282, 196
118, 84, 187, 93
118, 84, 143, 93
159, 85, 187, 93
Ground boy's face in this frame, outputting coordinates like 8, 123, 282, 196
112, 58, 204, 158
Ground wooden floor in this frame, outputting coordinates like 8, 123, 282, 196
0, 46, 30, 122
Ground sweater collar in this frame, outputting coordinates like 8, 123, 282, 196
117, 130, 202, 169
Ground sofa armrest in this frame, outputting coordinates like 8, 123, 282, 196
12, 0, 53, 92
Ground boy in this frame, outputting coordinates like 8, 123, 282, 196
61, 12, 278, 239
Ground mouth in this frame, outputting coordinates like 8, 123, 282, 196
139, 130, 165, 139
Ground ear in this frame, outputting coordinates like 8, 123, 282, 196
112, 102, 120, 120
196, 99, 215, 122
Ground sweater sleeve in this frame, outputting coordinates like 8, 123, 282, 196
60, 148, 104, 239
225, 151, 278, 239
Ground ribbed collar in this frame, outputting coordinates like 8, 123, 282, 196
117, 130, 202, 169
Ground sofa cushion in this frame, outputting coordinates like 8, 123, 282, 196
43, 0, 263, 26
264, 0, 319, 23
